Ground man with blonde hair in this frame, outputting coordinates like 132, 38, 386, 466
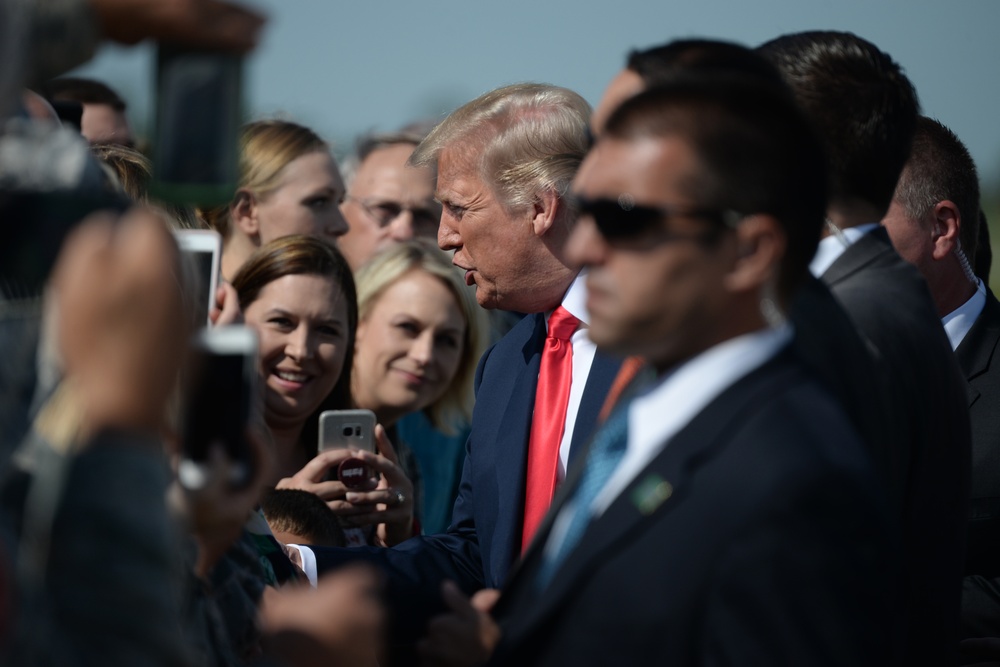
311, 83, 623, 656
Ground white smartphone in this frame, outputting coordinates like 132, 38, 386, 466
318, 409, 377, 454
178, 326, 258, 490
174, 229, 221, 327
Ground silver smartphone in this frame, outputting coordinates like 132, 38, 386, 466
318, 409, 377, 454
174, 229, 221, 327
178, 326, 258, 490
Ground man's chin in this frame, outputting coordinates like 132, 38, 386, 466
587, 321, 631, 354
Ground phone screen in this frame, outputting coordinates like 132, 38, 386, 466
180, 247, 216, 326
180, 334, 255, 487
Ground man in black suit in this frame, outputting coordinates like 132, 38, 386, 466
881, 116, 1000, 641
421, 70, 903, 667
760, 32, 972, 666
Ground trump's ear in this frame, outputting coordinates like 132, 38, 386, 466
531, 189, 561, 237
724, 214, 786, 294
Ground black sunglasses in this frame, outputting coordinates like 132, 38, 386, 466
572, 194, 742, 243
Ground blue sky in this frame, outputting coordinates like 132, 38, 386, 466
74, 0, 1000, 186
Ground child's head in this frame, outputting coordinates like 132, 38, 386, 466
261, 488, 346, 547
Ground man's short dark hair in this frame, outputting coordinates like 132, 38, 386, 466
604, 76, 827, 302
758, 31, 919, 216
40, 77, 127, 111
895, 116, 980, 261
627, 39, 787, 90
260, 489, 345, 547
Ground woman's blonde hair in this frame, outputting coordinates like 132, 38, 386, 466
354, 240, 488, 434
201, 119, 328, 238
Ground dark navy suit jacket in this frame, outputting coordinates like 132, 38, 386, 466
491, 347, 902, 666
311, 310, 621, 647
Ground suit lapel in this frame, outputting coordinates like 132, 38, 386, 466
488, 313, 546, 571
500, 352, 799, 645
567, 352, 623, 468
955, 290, 1000, 408
821, 226, 893, 287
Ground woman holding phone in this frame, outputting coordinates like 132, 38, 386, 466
231, 234, 415, 545
349, 240, 489, 526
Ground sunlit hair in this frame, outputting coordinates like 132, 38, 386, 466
90, 144, 201, 229
201, 119, 329, 238
91, 143, 151, 202
340, 118, 438, 188
231, 235, 358, 457
354, 240, 488, 434
894, 116, 981, 263
409, 83, 590, 224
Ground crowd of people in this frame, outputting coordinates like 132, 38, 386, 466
2, 1, 999, 666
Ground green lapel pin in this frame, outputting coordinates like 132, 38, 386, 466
631, 474, 673, 515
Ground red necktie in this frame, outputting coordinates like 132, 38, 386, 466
522, 306, 580, 552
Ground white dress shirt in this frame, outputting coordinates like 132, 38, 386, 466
544, 324, 793, 559
549, 272, 597, 480
942, 278, 987, 350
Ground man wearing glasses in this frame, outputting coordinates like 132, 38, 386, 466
338, 123, 442, 271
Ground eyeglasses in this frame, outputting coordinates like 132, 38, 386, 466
346, 196, 441, 235
572, 194, 742, 243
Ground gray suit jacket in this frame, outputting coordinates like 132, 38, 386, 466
822, 226, 971, 666
955, 289, 1000, 639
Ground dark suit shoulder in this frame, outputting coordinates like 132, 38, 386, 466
958, 291, 1000, 578
958, 289, 1000, 382
494, 350, 898, 667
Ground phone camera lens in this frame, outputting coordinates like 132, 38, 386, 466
342, 426, 352, 437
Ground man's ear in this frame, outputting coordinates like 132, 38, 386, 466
724, 214, 786, 294
930, 200, 961, 261
530, 189, 561, 237
232, 189, 260, 241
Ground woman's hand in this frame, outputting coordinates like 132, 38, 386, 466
340, 425, 415, 547
275, 448, 377, 512
209, 281, 243, 327
277, 426, 415, 546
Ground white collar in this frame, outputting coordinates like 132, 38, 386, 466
550, 271, 590, 328
943, 279, 987, 350
809, 222, 881, 278
589, 324, 793, 515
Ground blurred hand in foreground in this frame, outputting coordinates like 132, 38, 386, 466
89, 0, 266, 53
259, 564, 384, 667
418, 581, 501, 667
53, 207, 187, 437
